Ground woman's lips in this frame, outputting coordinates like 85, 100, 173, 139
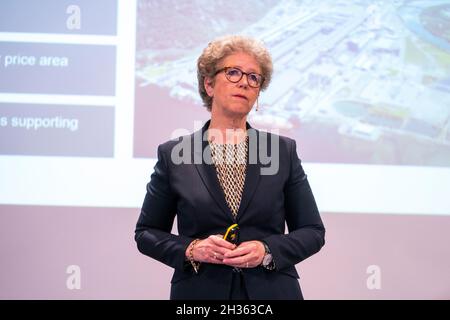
232, 94, 248, 100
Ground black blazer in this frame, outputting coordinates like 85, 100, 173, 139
135, 120, 325, 299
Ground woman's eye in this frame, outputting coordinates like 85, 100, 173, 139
227, 69, 241, 76
249, 74, 259, 82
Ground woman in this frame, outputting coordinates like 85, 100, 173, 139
135, 35, 325, 300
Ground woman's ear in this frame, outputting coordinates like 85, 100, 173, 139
204, 77, 214, 97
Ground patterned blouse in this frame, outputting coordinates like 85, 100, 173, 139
208, 135, 249, 218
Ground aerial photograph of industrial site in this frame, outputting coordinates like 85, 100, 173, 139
134, 0, 450, 167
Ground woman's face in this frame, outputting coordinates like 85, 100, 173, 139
205, 52, 261, 117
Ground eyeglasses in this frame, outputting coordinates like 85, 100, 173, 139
215, 67, 264, 88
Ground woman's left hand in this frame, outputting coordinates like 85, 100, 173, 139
222, 240, 265, 268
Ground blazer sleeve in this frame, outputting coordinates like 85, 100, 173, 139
134, 143, 193, 270
263, 139, 325, 271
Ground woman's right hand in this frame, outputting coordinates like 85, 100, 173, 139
186, 235, 236, 264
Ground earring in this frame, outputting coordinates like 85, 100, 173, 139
256, 98, 259, 112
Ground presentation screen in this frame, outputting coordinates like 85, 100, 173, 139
1, 0, 449, 215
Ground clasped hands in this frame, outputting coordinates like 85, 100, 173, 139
186, 235, 265, 269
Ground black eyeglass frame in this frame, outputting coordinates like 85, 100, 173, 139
214, 66, 265, 88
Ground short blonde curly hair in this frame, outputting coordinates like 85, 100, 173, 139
197, 35, 273, 111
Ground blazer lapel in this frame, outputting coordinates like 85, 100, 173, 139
236, 125, 262, 220
194, 121, 235, 222
236, 154, 261, 220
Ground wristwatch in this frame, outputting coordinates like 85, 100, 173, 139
261, 242, 275, 270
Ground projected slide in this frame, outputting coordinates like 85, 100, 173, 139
0, 0, 117, 157
0, 0, 449, 214
134, 0, 450, 166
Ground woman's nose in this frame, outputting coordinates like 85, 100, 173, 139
237, 74, 250, 88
